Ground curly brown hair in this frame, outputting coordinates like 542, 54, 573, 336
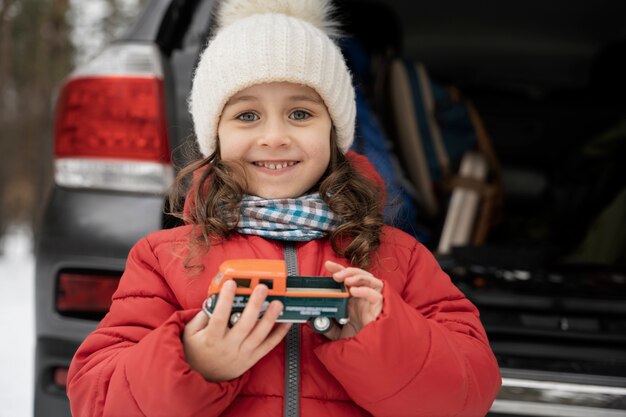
168, 134, 384, 270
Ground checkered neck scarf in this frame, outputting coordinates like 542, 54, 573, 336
237, 192, 342, 241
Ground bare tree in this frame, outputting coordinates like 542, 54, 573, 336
0, 0, 15, 101
0, 0, 17, 240
0, 0, 72, 236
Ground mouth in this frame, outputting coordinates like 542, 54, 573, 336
252, 160, 299, 170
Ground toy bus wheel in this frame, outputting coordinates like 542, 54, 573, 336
310, 316, 332, 333
229, 312, 242, 327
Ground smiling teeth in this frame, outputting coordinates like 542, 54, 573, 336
254, 161, 297, 170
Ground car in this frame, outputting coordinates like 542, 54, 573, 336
202, 259, 350, 333
35, 0, 626, 416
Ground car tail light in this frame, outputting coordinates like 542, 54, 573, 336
56, 271, 121, 319
54, 43, 173, 193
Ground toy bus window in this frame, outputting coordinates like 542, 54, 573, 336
233, 278, 252, 288
259, 279, 273, 289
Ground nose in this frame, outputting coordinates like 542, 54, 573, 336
258, 117, 291, 148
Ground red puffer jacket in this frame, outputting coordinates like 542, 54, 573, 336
67, 153, 501, 417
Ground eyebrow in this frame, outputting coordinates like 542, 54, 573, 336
225, 95, 258, 106
288, 94, 324, 105
225, 94, 324, 107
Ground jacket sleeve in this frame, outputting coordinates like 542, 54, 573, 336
67, 237, 247, 417
314, 243, 501, 417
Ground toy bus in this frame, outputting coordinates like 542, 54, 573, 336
202, 259, 350, 333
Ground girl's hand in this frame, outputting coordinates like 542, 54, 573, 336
183, 280, 292, 382
323, 261, 384, 340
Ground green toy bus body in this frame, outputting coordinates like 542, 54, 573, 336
202, 259, 349, 331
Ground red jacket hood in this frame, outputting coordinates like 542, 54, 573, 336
182, 150, 386, 222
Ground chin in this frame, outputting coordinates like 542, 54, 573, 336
259, 193, 295, 199
252, 188, 303, 199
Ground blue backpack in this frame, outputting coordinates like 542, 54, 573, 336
342, 37, 427, 240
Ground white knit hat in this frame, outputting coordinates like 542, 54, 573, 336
189, 0, 356, 157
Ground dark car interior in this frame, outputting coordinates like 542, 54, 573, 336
329, 0, 626, 381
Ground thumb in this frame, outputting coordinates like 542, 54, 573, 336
184, 311, 209, 336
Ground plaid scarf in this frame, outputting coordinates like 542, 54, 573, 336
237, 192, 341, 241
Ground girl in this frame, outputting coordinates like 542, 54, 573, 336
67, 1, 501, 416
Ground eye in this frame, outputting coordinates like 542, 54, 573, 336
290, 110, 311, 121
237, 112, 259, 122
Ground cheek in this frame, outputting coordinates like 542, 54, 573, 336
306, 124, 332, 158
314, 133, 332, 164
219, 143, 236, 161
216, 125, 239, 161
317, 144, 331, 166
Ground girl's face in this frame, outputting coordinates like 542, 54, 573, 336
217, 82, 332, 199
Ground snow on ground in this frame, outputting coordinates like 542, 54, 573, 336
0, 229, 35, 417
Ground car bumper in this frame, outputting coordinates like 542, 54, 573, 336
490, 368, 626, 416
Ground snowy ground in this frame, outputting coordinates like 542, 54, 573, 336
0, 230, 35, 417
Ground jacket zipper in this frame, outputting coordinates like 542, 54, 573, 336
283, 242, 300, 417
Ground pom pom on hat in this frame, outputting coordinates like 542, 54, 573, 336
189, 0, 356, 157
216, 0, 341, 37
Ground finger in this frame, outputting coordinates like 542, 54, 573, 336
324, 260, 345, 275
350, 286, 384, 305
252, 322, 292, 361
205, 280, 236, 336
228, 284, 269, 338
243, 300, 284, 348
184, 311, 209, 338
344, 274, 384, 291
332, 266, 373, 282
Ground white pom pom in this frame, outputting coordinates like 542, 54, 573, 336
216, 0, 341, 37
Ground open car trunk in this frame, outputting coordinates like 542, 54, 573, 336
338, 0, 626, 414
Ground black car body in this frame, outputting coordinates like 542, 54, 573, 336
35, 0, 626, 416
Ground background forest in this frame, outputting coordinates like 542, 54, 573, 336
0, 0, 146, 246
